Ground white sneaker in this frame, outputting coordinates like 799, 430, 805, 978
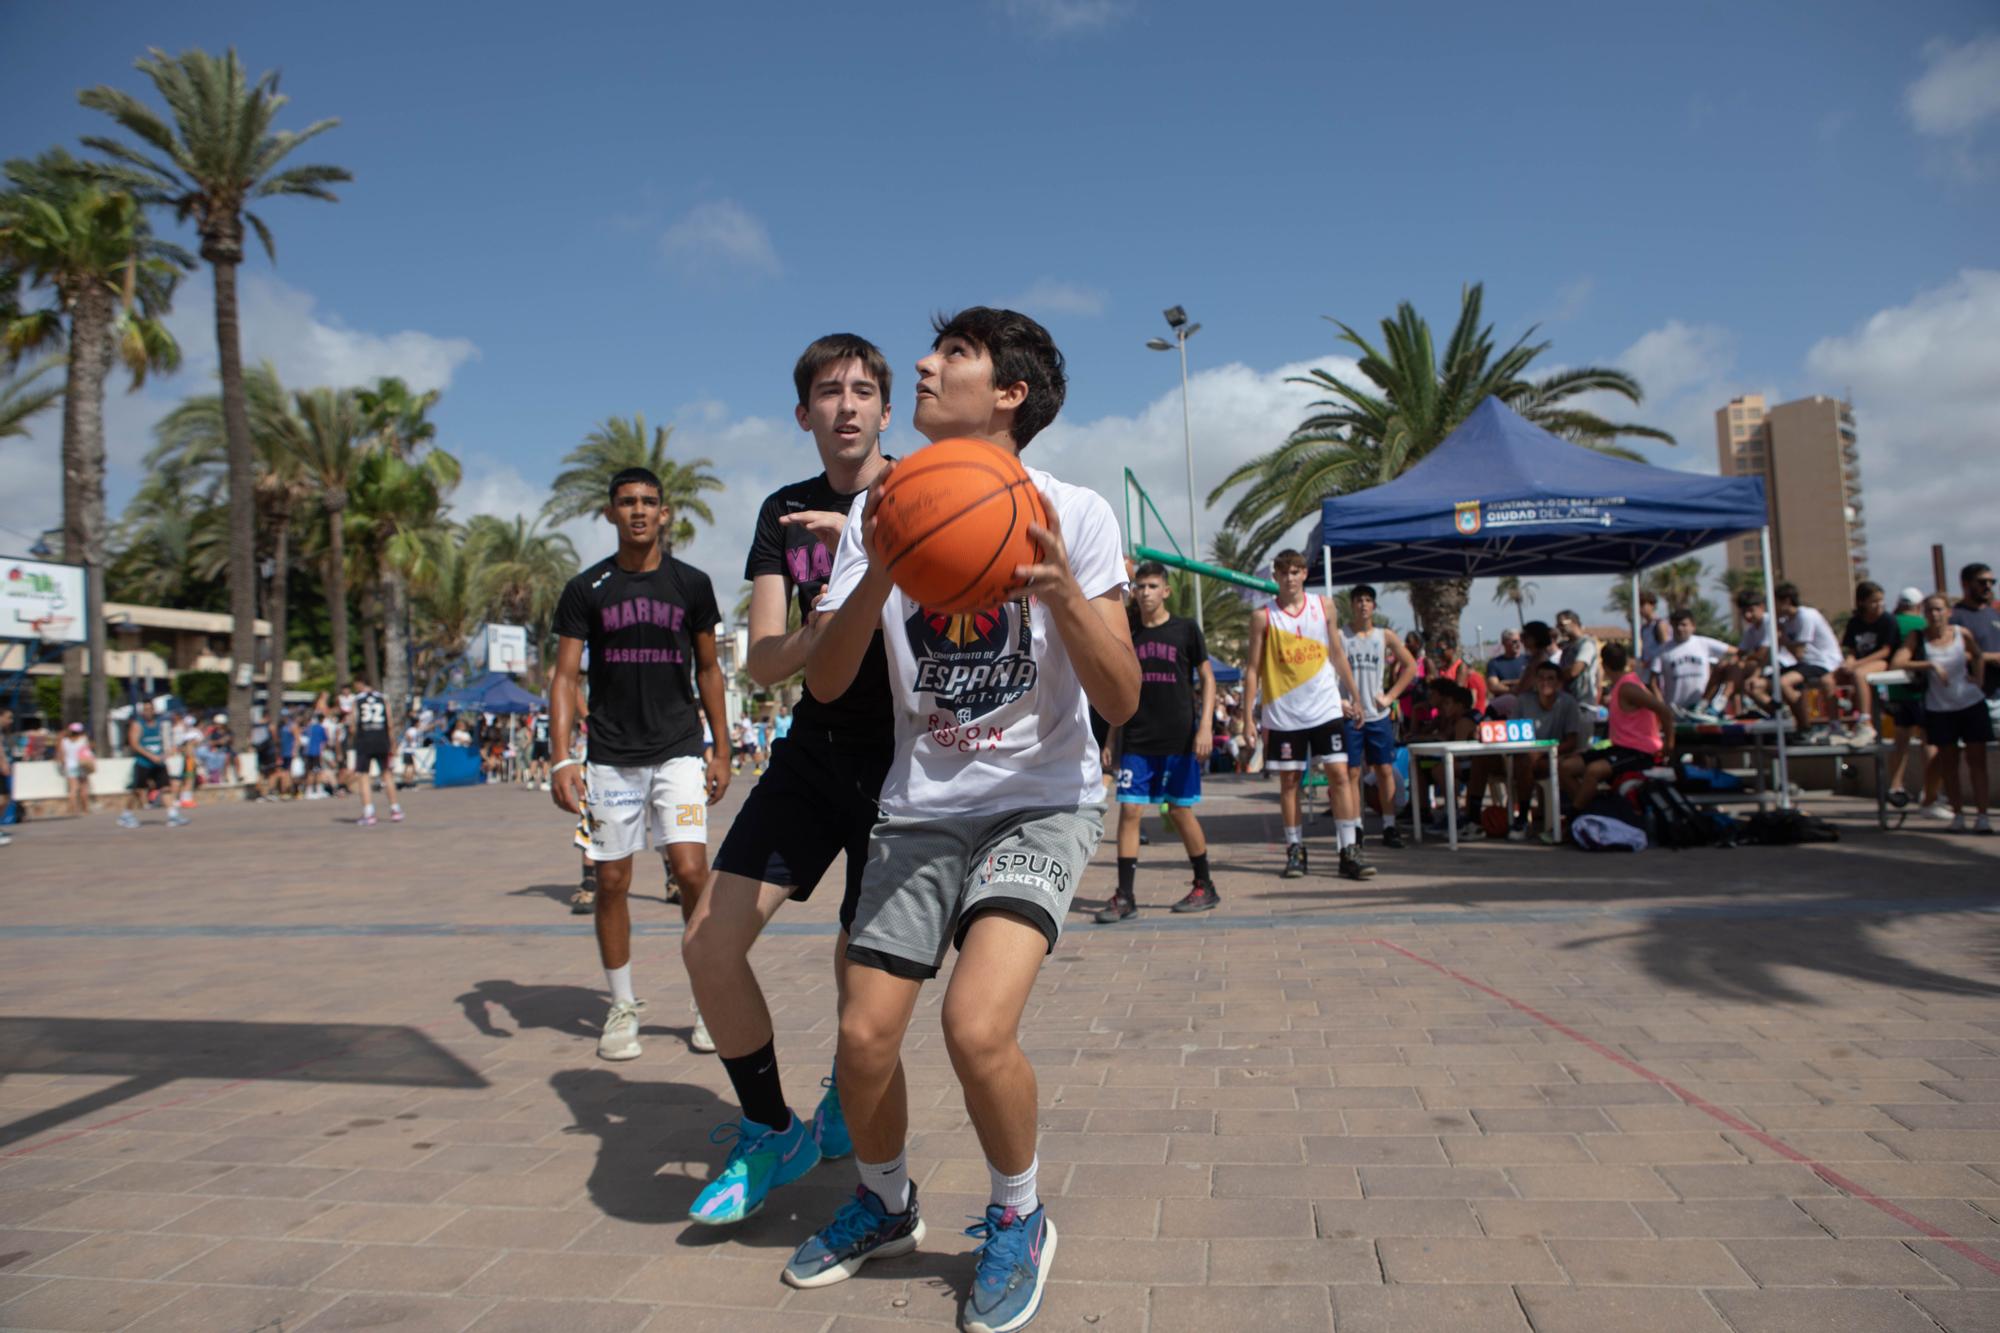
1924, 801, 1955, 822
690, 1007, 716, 1054
597, 999, 645, 1061
117, 812, 139, 829
166, 810, 190, 827
1976, 815, 1994, 836
1949, 813, 1967, 833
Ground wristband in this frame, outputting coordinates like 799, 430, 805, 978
552, 758, 582, 774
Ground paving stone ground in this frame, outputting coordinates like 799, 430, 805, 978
2, 773, 1999, 1332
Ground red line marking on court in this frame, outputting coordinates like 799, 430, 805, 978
1, 985, 565, 1161
1372, 937, 2000, 1277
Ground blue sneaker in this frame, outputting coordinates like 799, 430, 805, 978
688, 1114, 820, 1225
812, 1073, 852, 1161
782, 1183, 925, 1289
961, 1203, 1056, 1333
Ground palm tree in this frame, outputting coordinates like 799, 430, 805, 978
151, 362, 310, 700
408, 529, 484, 693
465, 513, 579, 671
356, 377, 439, 458
1491, 575, 1538, 628
0, 357, 62, 439
107, 474, 227, 609
289, 387, 368, 687
356, 378, 445, 708
1208, 284, 1671, 648
2, 148, 188, 741
1168, 529, 1256, 668
542, 413, 723, 547
80, 46, 349, 738
347, 447, 461, 711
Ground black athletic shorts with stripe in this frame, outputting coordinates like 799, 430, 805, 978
712, 727, 891, 932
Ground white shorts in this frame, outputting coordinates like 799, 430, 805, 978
579, 757, 708, 862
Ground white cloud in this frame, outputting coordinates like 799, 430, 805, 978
999, 0, 1131, 35
658, 200, 781, 277
1804, 269, 2000, 587
1002, 278, 1108, 318
1542, 276, 1594, 324
1906, 34, 2000, 136
3, 271, 478, 561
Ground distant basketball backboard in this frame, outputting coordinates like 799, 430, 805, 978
470, 622, 529, 674
2, 556, 86, 644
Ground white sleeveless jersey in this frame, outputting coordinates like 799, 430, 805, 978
1258, 596, 1343, 732
1344, 627, 1391, 722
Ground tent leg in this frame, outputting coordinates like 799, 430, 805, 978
1322, 546, 1333, 604
1760, 526, 1791, 811
1630, 571, 1642, 656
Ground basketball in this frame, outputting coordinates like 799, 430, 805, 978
872, 438, 1049, 614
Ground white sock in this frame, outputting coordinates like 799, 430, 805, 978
990, 1155, 1040, 1215
1284, 825, 1302, 846
606, 964, 635, 1006
363, 804, 375, 819
390, 802, 401, 814
1337, 818, 1359, 849
857, 1152, 910, 1213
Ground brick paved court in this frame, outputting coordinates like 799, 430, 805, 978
3, 776, 1999, 1332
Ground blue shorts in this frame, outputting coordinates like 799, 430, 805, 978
1342, 716, 1397, 767
1117, 752, 1203, 807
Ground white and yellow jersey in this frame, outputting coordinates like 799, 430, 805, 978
1259, 596, 1343, 731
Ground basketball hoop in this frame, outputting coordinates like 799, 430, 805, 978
28, 614, 74, 647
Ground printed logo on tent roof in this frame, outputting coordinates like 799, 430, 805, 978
1453, 501, 1482, 535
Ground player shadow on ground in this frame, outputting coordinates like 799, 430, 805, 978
508, 883, 584, 907
547, 1067, 879, 1261
453, 980, 692, 1049
1241, 827, 2000, 1004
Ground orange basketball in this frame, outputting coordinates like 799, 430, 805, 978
872, 438, 1048, 615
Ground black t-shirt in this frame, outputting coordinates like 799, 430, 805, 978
745, 472, 894, 746
532, 714, 550, 745
554, 553, 721, 766
1840, 611, 1902, 664
1122, 615, 1209, 755
353, 691, 391, 742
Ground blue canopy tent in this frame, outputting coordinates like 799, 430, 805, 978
1307, 397, 1793, 803
1208, 655, 1242, 684
428, 672, 545, 716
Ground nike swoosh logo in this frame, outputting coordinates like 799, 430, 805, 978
755, 1062, 774, 1076
697, 1181, 746, 1217
780, 1134, 808, 1164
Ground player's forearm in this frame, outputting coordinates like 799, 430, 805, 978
550, 672, 577, 763
1049, 594, 1139, 724
804, 569, 892, 703
697, 663, 729, 748
746, 620, 818, 688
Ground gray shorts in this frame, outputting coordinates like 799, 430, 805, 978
846, 804, 1105, 981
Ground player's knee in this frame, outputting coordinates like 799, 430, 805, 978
940, 1002, 1016, 1074
837, 1008, 904, 1074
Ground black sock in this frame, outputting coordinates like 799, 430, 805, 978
1116, 857, 1137, 897
718, 1039, 790, 1132
1189, 852, 1211, 883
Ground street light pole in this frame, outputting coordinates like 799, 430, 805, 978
1149, 307, 1204, 631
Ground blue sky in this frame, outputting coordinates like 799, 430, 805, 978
5, 1, 1998, 636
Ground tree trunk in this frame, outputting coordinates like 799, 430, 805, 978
1408, 577, 1473, 650
325, 502, 350, 690
1516, 602, 1526, 629
211, 256, 258, 742
381, 566, 411, 719
359, 583, 381, 687
268, 517, 290, 705
60, 284, 115, 746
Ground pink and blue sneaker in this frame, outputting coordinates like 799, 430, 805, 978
961, 1202, 1056, 1333
782, 1182, 924, 1288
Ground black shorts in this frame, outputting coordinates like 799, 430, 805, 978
1925, 701, 1995, 749
1263, 720, 1345, 771
1886, 696, 1924, 729
353, 739, 391, 776
1793, 664, 1830, 685
531, 741, 550, 761
712, 730, 891, 932
129, 761, 170, 793
1596, 744, 1659, 777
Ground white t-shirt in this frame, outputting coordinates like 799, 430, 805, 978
1780, 606, 1843, 673
820, 465, 1127, 818
1652, 635, 1734, 708
1738, 619, 1796, 669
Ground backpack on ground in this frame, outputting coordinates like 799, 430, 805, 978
1741, 808, 1841, 845
1639, 779, 1717, 850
